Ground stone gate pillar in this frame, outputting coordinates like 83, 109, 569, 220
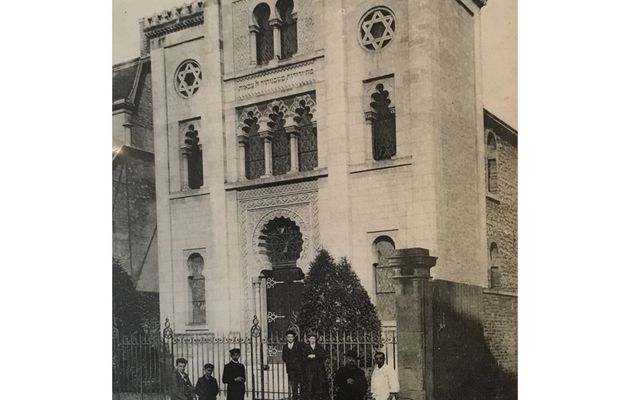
389, 248, 437, 400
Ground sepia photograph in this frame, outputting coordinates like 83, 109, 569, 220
112, 1, 517, 399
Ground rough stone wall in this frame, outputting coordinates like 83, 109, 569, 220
435, 0, 485, 287
231, 0, 250, 71
485, 130, 518, 291
130, 69, 154, 152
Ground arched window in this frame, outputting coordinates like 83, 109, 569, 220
253, 4, 274, 65
489, 242, 501, 289
486, 132, 498, 193
183, 125, 203, 189
277, 0, 297, 59
267, 104, 291, 176
187, 253, 206, 324
373, 236, 396, 321
368, 84, 396, 160
258, 217, 304, 269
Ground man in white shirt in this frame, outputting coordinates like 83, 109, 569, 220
370, 352, 399, 400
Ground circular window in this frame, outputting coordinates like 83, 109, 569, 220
174, 59, 202, 98
358, 7, 396, 51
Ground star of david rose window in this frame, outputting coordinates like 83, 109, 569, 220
174, 59, 202, 98
358, 7, 396, 51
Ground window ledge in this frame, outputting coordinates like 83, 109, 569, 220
225, 167, 328, 191
349, 156, 412, 174
169, 187, 210, 200
184, 325, 212, 333
486, 192, 501, 204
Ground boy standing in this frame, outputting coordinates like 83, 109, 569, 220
195, 363, 219, 400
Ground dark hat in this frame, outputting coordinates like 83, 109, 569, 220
343, 350, 358, 359
306, 331, 318, 338
229, 348, 241, 355
204, 363, 214, 369
285, 329, 297, 336
176, 358, 188, 364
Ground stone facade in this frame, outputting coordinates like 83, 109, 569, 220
138, 0, 514, 334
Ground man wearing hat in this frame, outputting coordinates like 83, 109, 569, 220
222, 348, 246, 400
171, 357, 196, 400
282, 329, 303, 400
333, 350, 367, 400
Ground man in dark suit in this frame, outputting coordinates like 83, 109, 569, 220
171, 357, 196, 400
333, 350, 367, 400
222, 348, 246, 400
282, 329, 303, 400
195, 363, 219, 400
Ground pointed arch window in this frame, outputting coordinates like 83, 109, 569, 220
489, 242, 501, 289
241, 109, 265, 179
487, 132, 498, 193
367, 83, 396, 160
183, 124, 203, 189
277, 0, 297, 59
267, 104, 291, 175
253, 4, 274, 65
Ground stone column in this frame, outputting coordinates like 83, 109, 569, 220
249, 25, 259, 65
389, 248, 438, 400
237, 134, 248, 180
287, 127, 299, 173
260, 131, 273, 177
270, 18, 282, 59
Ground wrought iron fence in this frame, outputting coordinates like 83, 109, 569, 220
113, 318, 397, 400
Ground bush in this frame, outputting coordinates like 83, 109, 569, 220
298, 249, 381, 336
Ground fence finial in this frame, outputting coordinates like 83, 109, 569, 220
163, 317, 174, 339
251, 315, 261, 338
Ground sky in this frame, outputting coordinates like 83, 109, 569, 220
113, 0, 517, 128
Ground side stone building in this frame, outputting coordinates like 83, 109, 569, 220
113, 56, 160, 295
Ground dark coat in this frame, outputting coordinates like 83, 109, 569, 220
195, 375, 219, 400
171, 370, 195, 400
222, 361, 246, 400
333, 366, 367, 400
282, 341, 304, 380
301, 344, 327, 400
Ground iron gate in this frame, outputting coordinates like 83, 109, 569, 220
113, 318, 397, 400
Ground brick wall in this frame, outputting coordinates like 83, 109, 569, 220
482, 291, 517, 399
485, 111, 517, 292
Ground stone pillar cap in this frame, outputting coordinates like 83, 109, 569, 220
388, 247, 437, 280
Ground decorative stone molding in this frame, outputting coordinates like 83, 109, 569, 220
237, 180, 319, 330
262, 99, 293, 131
234, 59, 316, 100
143, 1, 205, 39
290, 94, 317, 124
237, 106, 263, 134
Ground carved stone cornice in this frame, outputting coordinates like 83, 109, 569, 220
234, 59, 317, 101
143, 0, 205, 39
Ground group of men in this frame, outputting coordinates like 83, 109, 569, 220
171, 348, 244, 400
171, 330, 399, 400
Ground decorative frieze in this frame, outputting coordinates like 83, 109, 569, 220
143, 0, 205, 39
234, 60, 316, 100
